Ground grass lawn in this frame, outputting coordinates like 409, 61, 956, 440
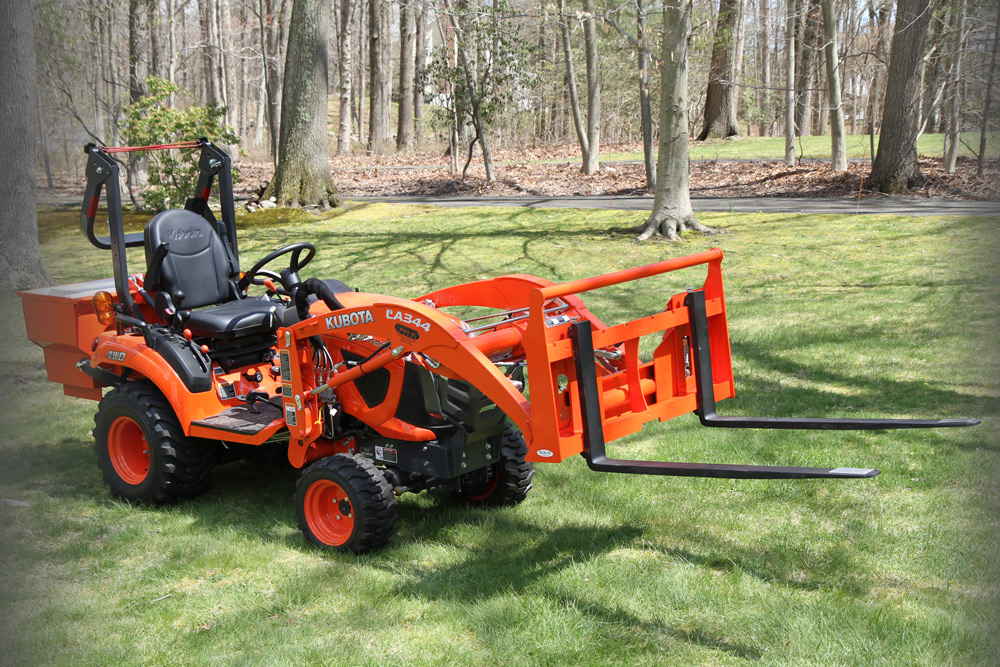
2, 203, 998, 665
598, 132, 999, 163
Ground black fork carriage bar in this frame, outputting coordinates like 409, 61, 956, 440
569, 290, 979, 480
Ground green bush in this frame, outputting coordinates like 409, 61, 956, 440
121, 77, 240, 212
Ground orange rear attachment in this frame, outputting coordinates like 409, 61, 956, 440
522, 248, 733, 463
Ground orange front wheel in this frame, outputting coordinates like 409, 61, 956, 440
295, 454, 397, 553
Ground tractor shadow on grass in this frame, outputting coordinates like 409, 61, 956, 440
367, 511, 766, 661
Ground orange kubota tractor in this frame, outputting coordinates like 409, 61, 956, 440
19, 141, 980, 553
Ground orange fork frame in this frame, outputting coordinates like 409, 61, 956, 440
522, 248, 733, 463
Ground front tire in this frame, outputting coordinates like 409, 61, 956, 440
93, 381, 213, 503
457, 423, 534, 507
295, 454, 397, 553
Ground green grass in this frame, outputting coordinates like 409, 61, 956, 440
2, 203, 998, 665
596, 132, 999, 162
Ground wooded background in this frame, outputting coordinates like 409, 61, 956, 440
33, 0, 999, 186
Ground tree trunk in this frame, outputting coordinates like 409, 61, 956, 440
414, 0, 428, 144
637, 0, 715, 241
167, 0, 176, 105
794, 0, 820, 136
698, 0, 746, 139
147, 0, 160, 80
338, 0, 355, 154
558, 0, 590, 166
636, 0, 655, 188
218, 0, 238, 133
396, 0, 416, 150
265, 0, 341, 208
943, 0, 966, 173
784, 0, 796, 165
978, 0, 1000, 177
0, 0, 52, 289
126, 0, 145, 208
821, 0, 846, 170
581, 0, 601, 173
759, 0, 772, 136
870, 0, 932, 193
368, 0, 388, 154
200, 0, 217, 101
356, 0, 367, 148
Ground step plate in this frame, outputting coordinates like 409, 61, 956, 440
191, 402, 283, 436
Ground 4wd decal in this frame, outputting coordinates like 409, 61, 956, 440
105, 350, 127, 362
386, 309, 431, 332
325, 309, 374, 330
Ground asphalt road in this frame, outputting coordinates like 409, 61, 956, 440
351, 195, 1000, 217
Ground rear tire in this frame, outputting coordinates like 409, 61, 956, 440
295, 454, 397, 553
457, 423, 534, 507
93, 381, 213, 503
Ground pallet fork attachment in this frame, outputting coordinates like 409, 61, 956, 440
566, 274, 979, 481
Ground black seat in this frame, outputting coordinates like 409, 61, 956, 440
144, 210, 279, 340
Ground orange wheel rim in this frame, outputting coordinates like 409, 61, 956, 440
466, 465, 499, 501
304, 479, 355, 546
107, 416, 149, 485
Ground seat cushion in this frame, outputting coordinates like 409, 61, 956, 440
185, 299, 284, 340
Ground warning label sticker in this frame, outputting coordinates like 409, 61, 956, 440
374, 446, 397, 463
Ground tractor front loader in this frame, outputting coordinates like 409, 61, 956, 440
19, 141, 979, 553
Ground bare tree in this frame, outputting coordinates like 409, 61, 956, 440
978, 0, 1000, 177
870, 0, 933, 193
795, 0, 820, 136
821, 0, 846, 170
943, 0, 967, 173
558, 0, 590, 170
265, 0, 341, 207
698, 0, 747, 139
337, 0, 355, 154
637, 0, 715, 240
636, 0, 655, 188
784, 0, 796, 165
368, 0, 389, 154
414, 0, 428, 144
581, 0, 601, 173
397, 0, 416, 150
0, 0, 52, 289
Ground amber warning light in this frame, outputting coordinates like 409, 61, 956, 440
92, 291, 115, 326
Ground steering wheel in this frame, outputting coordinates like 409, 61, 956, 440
239, 242, 317, 292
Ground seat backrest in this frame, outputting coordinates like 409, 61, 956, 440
144, 210, 235, 309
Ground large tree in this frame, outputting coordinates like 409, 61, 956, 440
636, 0, 715, 240
265, 0, 340, 208
870, 0, 933, 193
698, 0, 747, 139
0, 0, 52, 289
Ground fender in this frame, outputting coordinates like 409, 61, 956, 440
91, 334, 227, 433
